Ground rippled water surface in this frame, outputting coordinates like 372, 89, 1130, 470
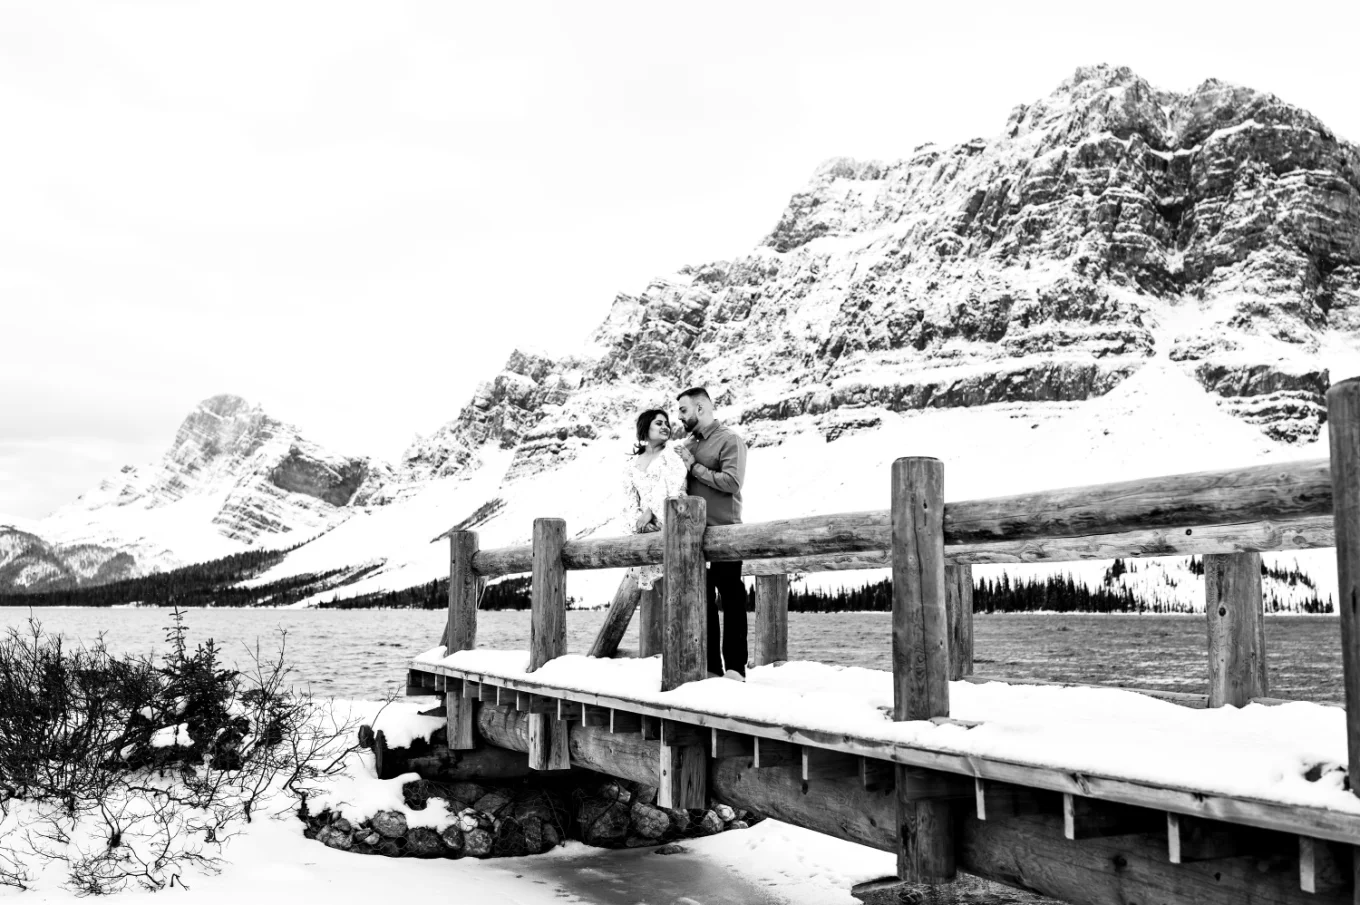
0, 608, 1341, 703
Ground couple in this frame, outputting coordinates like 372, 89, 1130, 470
622, 386, 749, 681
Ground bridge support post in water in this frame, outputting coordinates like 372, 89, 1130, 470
528, 517, 570, 770
662, 495, 707, 692
443, 529, 481, 749
754, 573, 789, 666
1204, 552, 1266, 707
890, 456, 955, 883
1328, 377, 1360, 799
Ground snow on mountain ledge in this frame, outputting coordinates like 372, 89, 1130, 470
21, 65, 1360, 606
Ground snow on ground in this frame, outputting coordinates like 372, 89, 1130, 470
5, 698, 892, 904
423, 649, 1356, 816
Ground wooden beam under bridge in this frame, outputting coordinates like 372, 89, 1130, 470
473, 703, 1354, 905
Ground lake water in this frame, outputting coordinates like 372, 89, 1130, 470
0, 607, 1343, 905
0, 608, 1343, 703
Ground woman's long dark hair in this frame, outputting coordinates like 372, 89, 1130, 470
634, 409, 670, 455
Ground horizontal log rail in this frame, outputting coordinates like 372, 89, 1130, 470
466, 459, 1333, 577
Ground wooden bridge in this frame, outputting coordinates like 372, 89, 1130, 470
402, 377, 1360, 905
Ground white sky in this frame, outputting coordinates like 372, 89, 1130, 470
3, 0, 1357, 520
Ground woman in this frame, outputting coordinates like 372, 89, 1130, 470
622, 408, 689, 590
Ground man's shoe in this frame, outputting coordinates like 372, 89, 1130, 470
724, 670, 746, 683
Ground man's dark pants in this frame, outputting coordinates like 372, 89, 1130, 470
706, 560, 748, 677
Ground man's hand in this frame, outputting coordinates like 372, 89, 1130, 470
675, 445, 696, 469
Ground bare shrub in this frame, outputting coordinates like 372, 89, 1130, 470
0, 610, 360, 894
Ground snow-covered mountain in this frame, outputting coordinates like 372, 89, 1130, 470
6, 395, 388, 592
16, 65, 1360, 608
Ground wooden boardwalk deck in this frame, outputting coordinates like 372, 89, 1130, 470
408, 658, 1360, 847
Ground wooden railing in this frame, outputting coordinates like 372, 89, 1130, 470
436, 376, 1360, 855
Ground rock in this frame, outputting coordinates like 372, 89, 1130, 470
542, 823, 562, 850
464, 828, 494, 858
662, 808, 691, 835
446, 782, 487, 808
440, 825, 465, 855
330, 817, 354, 835
376, 840, 402, 858
405, 827, 444, 858
403, 779, 451, 811
654, 843, 688, 855
577, 800, 631, 846
359, 832, 380, 847
713, 804, 736, 823
624, 835, 654, 848
357, 724, 374, 749
317, 827, 352, 851
456, 808, 484, 833
692, 810, 724, 837
519, 816, 545, 855
729, 820, 750, 830
472, 791, 513, 815
633, 784, 659, 806
630, 802, 671, 839
370, 810, 409, 839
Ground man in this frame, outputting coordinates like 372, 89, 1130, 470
673, 387, 749, 681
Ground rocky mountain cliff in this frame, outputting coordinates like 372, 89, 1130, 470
8, 395, 387, 591
400, 64, 1358, 488
15, 65, 1360, 605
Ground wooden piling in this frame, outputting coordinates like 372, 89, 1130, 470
754, 573, 790, 666
639, 580, 663, 658
662, 495, 707, 692
890, 456, 954, 883
1205, 552, 1267, 707
444, 530, 480, 750
528, 518, 569, 770
1328, 377, 1360, 796
945, 563, 974, 680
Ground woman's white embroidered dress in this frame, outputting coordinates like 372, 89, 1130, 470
622, 445, 689, 589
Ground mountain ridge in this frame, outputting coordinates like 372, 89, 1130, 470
16, 64, 1360, 607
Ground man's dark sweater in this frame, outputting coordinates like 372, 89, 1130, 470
683, 420, 746, 525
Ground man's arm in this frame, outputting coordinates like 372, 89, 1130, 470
689, 433, 745, 494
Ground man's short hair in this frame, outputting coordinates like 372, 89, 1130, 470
677, 386, 712, 405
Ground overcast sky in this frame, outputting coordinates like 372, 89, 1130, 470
2, 0, 1357, 520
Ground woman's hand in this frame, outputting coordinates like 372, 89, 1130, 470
635, 510, 656, 533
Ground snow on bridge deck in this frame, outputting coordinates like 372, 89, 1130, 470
412, 647, 1360, 846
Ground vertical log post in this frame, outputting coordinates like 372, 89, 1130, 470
890, 456, 955, 884
945, 563, 974, 680
1327, 377, 1360, 795
443, 530, 481, 749
754, 573, 790, 666
639, 581, 664, 658
662, 495, 707, 692
528, 518, 570, 770
1205, 552, 1267, 707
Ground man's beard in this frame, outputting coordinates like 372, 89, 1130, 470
680, 416, 697, 431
